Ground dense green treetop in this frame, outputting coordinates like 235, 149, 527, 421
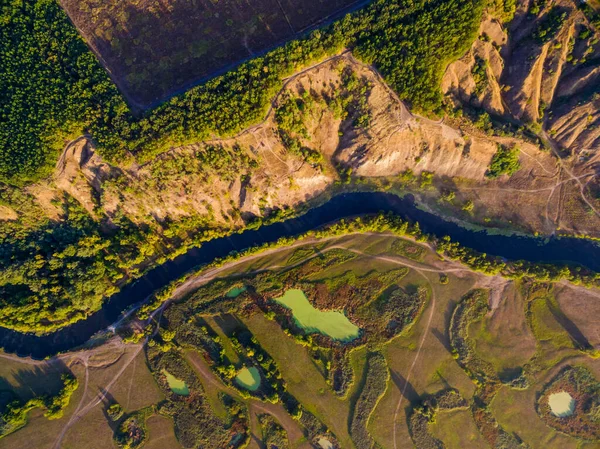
0, 0, 126, 184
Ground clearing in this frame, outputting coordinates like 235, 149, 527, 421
59, 0, 362, 108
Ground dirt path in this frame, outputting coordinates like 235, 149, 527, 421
167, 231, 461, 307
54, 135, 91, 179
541, 129, 600, 219
51, 338, 151, 448
0, 233, 483, 449
184, 351, 309, 448
136, 50, 352, 170
391, 269, 437, 449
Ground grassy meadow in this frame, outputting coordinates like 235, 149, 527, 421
1, 234, 599, 448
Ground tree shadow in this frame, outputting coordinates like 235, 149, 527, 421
99, 388, 121, 433
547, 302, 592, 350
0, 359, 71, 410
431, 327, 452, 354
390, 370, 419, 403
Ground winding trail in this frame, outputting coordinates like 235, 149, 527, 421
167, 231, 461, 305
184, 351, 309, 448
38, 233, 462, 448
136, 50, 352, 169
541, 129, 600, 219
391, 268, 437, 449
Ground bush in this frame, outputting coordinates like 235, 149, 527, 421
486, 145, 521, 178
349, 352, 389, 449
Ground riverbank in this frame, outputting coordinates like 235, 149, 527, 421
1, 191, 600, 358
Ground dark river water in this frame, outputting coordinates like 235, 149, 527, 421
2, 192, 599, 358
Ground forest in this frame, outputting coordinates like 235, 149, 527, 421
0, 0, 518, 332
1, 0, 486, 184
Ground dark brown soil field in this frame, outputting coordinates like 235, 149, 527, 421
59, 0, 361, 108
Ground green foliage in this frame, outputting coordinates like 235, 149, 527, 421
439, 190, 456, 204
0, 197, 156, 332
148, 347, 236, 447
471, 56, 488, 96
462, 199, 475, 212
114, 407, 153, 449
1, 0, 488, 330
486, 145, 521, 178
107, 403, 124, 421
448, 290, 529, 448
275, 93, 323, 168
537, 365, 600, 440
408, 389, 468, 448
488, 0, 517, 22
0, 0, 125, 184
533, 7, 568, 44
143, 211, 600, 326
578, 2, 600, 29
43, 373, 78, 420
449, 290, 496, 383
257, 414, 289, 449
409, 409, 445, 449
419, 171, 435, 189
529, 0, 547, 16
373, 286, 427, 336
355, 0, 485, 114
0, 372, 78, 437
473, 110, 493, 133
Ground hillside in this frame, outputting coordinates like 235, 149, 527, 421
443, 0, 600, 190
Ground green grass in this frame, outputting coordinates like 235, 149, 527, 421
429, 408, 488, 449
242, 312, 354, 447
486, 145, 521, 178
529, 296, 575, 350
490, 385, 582, 448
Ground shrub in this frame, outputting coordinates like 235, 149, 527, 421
486, 145, 521, 178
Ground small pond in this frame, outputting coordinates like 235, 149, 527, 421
317, 437, 334, 449
162, 369, 190, 396
225, 286, 247, 298
548, 391, 576, 417
274, 289, 360, 342
235, 366, 261, 391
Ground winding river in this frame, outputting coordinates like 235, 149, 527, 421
2, 192, 599, 358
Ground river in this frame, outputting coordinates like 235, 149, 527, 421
1, 192, 599, 358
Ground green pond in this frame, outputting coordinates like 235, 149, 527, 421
162, 369, 190, 396
235, 366, 261, 391
274, 289, 360, 342
226, 286, 247, 298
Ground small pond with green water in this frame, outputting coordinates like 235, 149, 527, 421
274, 289, 360, 342
162, 369, 190, 396
226, 286, 247, 298
235, 366, 261, 391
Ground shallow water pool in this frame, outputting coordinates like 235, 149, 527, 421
235, 366, 261, 391
548, 391, 575, 417
162, 369, 190, 396
274, 289, 360, 342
